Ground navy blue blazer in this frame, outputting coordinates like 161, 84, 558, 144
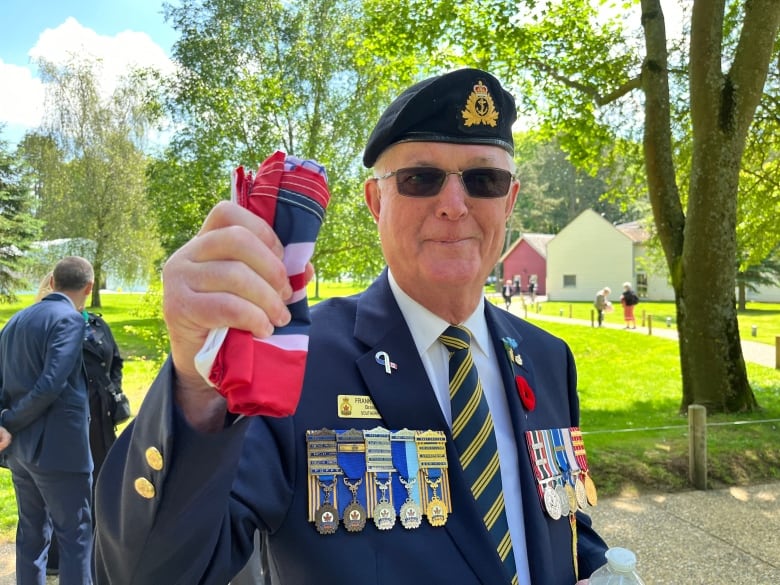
0, 293, 92, 473
94, 272, 607, 584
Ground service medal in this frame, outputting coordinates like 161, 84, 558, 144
343, 501, 367, 533
556, 483, 571, 517
565, 483, 578, 513
426, 496, 448, 527
584, 474, 598, 506
315, 503, 339, 535
373, 501, 396, 531
400, 500, 422, 529
543, 485, 562, 520
574, 477, 588, 509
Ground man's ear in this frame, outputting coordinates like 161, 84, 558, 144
84, 281, 94, 296
364, 178, 381, 223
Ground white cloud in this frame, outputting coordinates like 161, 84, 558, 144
0, 61, 45, 128
1, 17, 175, 144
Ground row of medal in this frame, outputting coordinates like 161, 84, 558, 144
306, 427, 451, 534
525, 426, 598, 520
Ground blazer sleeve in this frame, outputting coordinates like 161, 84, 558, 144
93, 359, 268, 584
2, 311, 84, 434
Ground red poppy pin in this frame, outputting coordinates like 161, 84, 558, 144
515, 375, 536, 412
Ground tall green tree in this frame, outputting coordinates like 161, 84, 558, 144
152, 0, 427, 281
511, 133, 638, 238
0, 128, 40, 301
30, 57, 162, 307
383, 0, 779, 413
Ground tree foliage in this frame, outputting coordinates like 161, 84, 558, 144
24, 57, 162, 307
151, 0, 430, 281
0, 128, 41, 301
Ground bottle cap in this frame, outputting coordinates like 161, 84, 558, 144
605, 547, 637, 572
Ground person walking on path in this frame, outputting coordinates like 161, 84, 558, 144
594, 287, 612, 327
501, 278, 514, 310
619, 283, 639, 330
0, 257, 95, 585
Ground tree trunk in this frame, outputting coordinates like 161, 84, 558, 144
639, 0, 777, 413
737, 280, 746, 311
680, 144, 756, 411
91, 260, 103, 309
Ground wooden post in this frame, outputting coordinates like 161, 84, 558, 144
775, 336, 780, 369
689, 404, 707, 490
569, 304, 573, 318
647, 315, 653, 336
524, 305, 528, 319
641, 310, 646, 327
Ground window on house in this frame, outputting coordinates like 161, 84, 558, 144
563, 274, 576, 288
636, 273, 648, 297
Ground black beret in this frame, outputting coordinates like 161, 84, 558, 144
362, 68, 517, 168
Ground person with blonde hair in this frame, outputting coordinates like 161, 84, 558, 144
34, 271, 54, 302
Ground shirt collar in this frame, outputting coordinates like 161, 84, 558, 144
47, 291, 76, 310
387, 269, 490, 356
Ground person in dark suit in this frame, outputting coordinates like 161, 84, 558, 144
93, 69, 608, 584
38, 265, 124, 576
0, 256, 95, 585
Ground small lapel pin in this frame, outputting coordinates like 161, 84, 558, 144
375, 351, 398, 375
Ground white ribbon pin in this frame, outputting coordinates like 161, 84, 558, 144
375, 351, 398, 375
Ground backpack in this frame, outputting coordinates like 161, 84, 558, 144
626, 291, 639, 306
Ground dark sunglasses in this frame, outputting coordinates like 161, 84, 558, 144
374, 166, 514, 198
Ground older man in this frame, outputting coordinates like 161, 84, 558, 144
94, 68, 607, 585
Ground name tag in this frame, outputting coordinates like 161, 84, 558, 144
337, 395, 381, 419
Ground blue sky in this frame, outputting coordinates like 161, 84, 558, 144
0, 0, 177, 145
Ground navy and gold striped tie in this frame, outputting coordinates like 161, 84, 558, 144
439, 325, 518, 584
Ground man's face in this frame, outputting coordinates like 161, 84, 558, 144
365, 142, 518, 306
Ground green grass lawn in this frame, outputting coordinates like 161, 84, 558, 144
0, 287, 779, 541
511, 297, 780, 346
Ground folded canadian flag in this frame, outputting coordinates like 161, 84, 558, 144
194, 151, 330, 416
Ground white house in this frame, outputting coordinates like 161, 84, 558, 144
545, 210, 675, 301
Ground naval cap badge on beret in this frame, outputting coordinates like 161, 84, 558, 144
362, 68, 517, 168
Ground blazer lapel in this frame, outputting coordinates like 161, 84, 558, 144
485, 304, 560, 582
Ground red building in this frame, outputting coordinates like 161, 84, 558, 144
498, 233, 553, 296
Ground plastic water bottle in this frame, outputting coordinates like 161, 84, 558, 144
589, 547, 646, 584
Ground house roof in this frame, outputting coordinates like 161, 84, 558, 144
499, 233, 554, 262
615, 221, 650, 243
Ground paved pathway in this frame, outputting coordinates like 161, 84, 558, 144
505, 297, 778, 369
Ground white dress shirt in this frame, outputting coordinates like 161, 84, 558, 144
388, 270, 532, 584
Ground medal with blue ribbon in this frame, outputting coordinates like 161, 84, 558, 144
541, 429, 570, 517
551, 428, 578, 513
391, 428, 422, 529
551, 428, 579, 580
336, 428, 368, 532
364, 426, 396, 530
